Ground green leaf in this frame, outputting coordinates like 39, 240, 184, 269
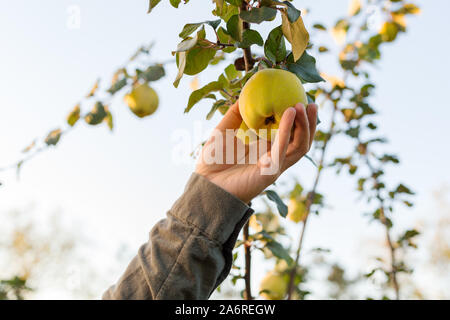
264, 26, 286, 64
226, 14, 242, 41
103, 107, 114, 131
67, 105, 81, 127
204, 94, 217, 100
265, 190, 288, 217
175, 36, 199, 53
398, 229, 420, 243
224, 64, 240, 81
380, 22, 399, 42
173, 51, 186, 88
85, 101, 107, 125
107, 78, 127, 94
170, 0, 181, 8
306, 92, 315, 104
214, 1, 239, 22
175, 27, 214, 77
138, 65, 165, 82
208, 19, 221, 30
210, 52, 226, 65
228, 68, 256, 89
403, 201, 413, 207
179, 25, 202, 39
217, 27, 236, 53
207, 99, 227, 120
179, 20, 221, 38
313, 23, 327, 31
147, 0, 161, 13
240, 7, 277, 24
105, 109, 113, 131
45, 129, 62, 146
394, 184, 414, 195
258, 58, 272, 69
365, 269, 378, 278
185, 77, 225, 112
379, 154, 399, 164
312, 192, 324, 205
183, 47, 217, 75
340, 59, 358, 71
394, 3, 421, 15
287, 51, 324, 83
289, 182, 304, 199
265, 241, 293, 264
284, 1, 301, 23
236, 29, 263, 48
143, 66, 166, 81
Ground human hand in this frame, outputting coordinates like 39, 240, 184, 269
195, 101, 317, 204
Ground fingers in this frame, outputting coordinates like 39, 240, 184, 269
264, 107, 296, 173
286, 103, 310, 158
216, 101, 242, 131
306, 103, 318, 148
283, 103, 318, 170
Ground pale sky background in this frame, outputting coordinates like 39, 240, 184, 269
0, 0, 449, 299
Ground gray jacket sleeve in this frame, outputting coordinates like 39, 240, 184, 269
102, 173, 253, 300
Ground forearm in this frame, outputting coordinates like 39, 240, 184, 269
103, 173, 253, 300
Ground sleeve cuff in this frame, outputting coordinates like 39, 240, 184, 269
168, 173, 253, 244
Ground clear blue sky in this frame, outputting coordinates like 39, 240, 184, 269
0, 0, 448, 298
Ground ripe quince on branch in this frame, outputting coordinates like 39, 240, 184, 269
124, 83, 159, 118
238, 69, 308, 141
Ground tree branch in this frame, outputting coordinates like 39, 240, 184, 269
286, 101, 338, 299
240, 1, 253, 300
380, 207, 400, 299
239, 2, 254, 72
243, 221, 253, 300
363, 150, 400, 299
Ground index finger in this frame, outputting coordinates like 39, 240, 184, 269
269, 107, 296, 171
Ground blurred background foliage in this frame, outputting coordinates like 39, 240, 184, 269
1, 0, 448, 300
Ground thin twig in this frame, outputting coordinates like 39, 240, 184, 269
363, 150, 400, 299
201, 39, 235, 48
380, 207, 400, 299
240, 0, 253, 301
286, 102, 338, 299
243, 222, 253, 300
239, 2, 254, 71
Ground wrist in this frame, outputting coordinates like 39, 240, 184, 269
195, 171, 252, 204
